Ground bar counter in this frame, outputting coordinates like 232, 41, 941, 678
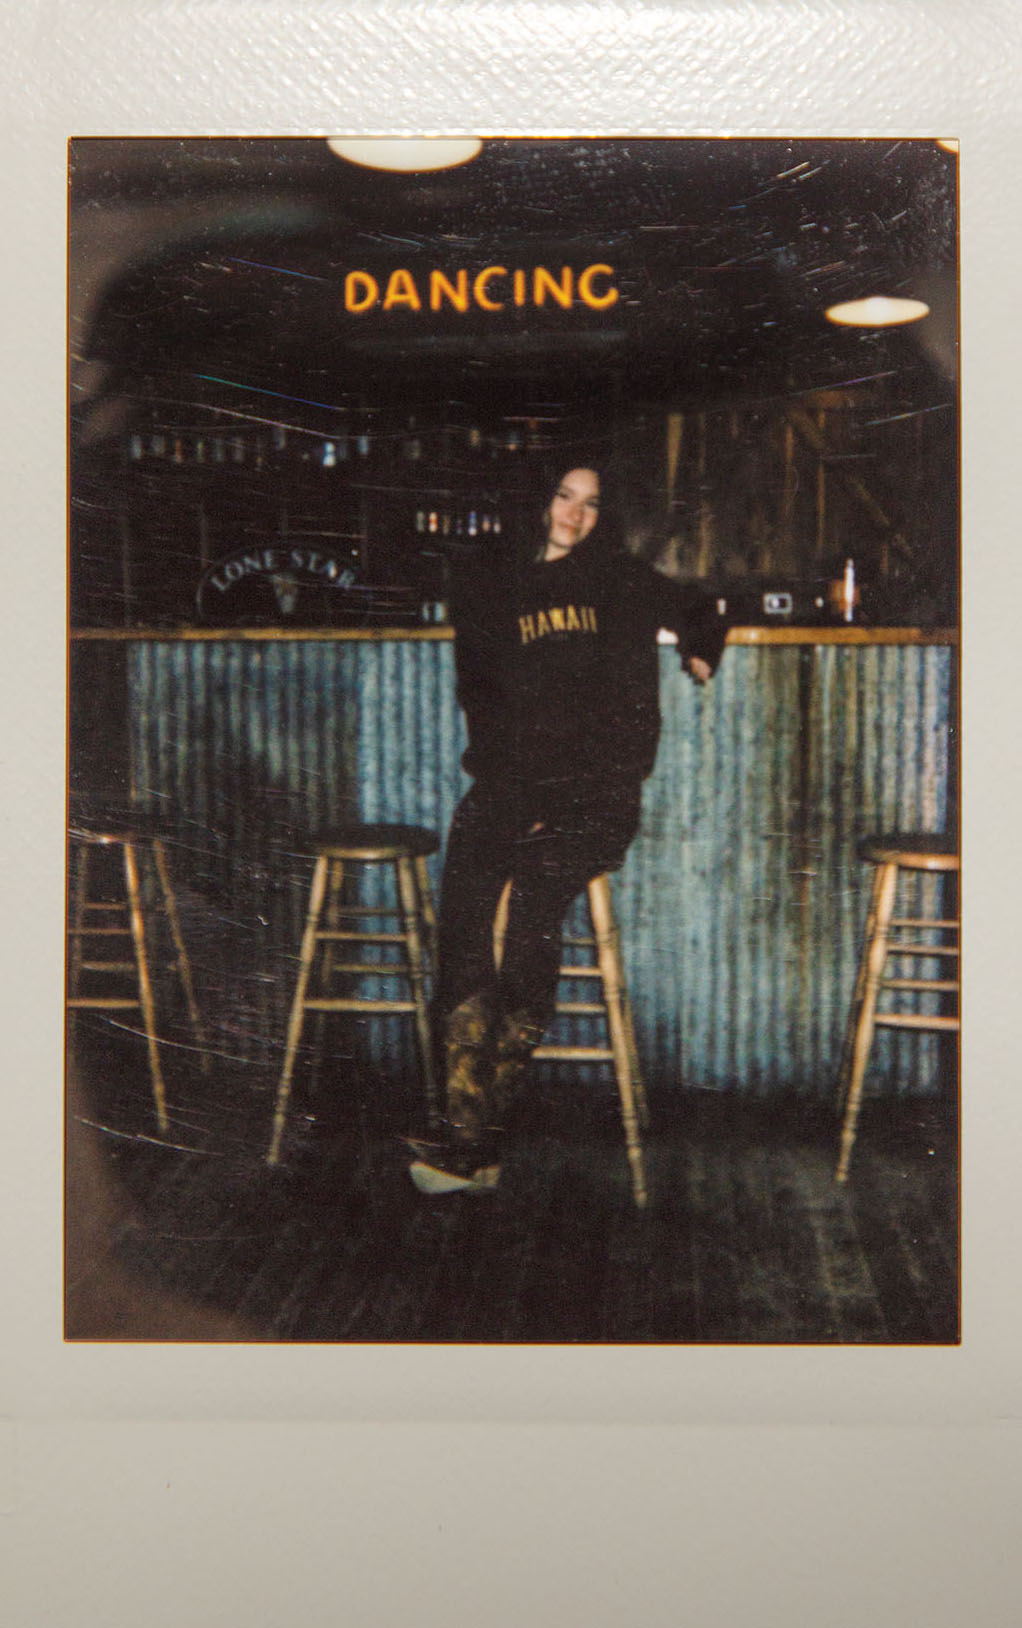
70, 625, 957, 1103
72, 625, 957, 643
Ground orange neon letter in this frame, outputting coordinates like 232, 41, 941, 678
578, 264, 619, 310
533, 265, 573, 308
430, 269, 470, 312
382, 269, 422, 311
473, 266, 507, 311
345, 271, 379, 313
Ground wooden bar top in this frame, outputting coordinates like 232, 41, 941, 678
70, 625, 959, 646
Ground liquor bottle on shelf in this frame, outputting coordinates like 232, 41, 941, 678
824, 556, 863, 624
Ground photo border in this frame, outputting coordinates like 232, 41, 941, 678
3, 0, 1020, 1617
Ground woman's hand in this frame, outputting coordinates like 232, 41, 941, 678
686, 656, 712, 685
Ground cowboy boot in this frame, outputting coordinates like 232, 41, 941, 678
404, 991, 503, 1193
442, 988, 498, 1144
489, 1006, 547, 1126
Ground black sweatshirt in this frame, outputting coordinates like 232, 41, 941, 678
449, 531, 727, 795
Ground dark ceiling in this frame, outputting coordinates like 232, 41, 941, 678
70, 136, 958, 426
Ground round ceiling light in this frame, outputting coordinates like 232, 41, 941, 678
825, 295, 931, 328
326, 138, 482, 172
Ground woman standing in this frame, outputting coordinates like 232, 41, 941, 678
405, 462, 727, 1194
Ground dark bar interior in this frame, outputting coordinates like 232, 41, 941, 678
67, 137, 959, 1343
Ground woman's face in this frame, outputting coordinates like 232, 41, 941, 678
545, 468, 601, 553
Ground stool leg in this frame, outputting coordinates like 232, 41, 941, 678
835, 861, 887, 1110
414, 854, 439, 974
268, 854, 329, 1165
620, 981, 649, 1132
835, 860, 898, 1184
309, 858, 344, 1098
122, 841, 171, 1136
589, 875, 647, 1209
597, 883, 648, 1130
151, 838, 210, 1075
397, 854, 440, 1126
492, 878, 511, 970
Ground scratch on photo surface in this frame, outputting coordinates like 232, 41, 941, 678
78, 1119, 224, 1155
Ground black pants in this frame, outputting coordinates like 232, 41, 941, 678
435, 777, 643, 1029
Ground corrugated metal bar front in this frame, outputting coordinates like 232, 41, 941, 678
625, 642, 953, 1099
127, 637, 954, 1109
129, 640, 366, 1092
351, 635, 467, 1085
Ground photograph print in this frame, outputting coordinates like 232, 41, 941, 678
67, 136, 959, 1344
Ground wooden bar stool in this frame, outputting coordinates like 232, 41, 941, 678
267, 824, 440, 1165
67, 818, 210, 1135
835, 835, 959, 1183
494, 874, 650, 1208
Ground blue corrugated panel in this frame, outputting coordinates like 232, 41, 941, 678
128, 638, 955, 1107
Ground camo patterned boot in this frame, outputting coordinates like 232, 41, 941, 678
489, 1006, 547, 1126
442, 989, 498, 1144
405, 991, 503, 1194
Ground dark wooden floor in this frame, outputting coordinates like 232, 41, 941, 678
65, 1016, 959, 1345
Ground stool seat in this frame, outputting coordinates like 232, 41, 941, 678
69, 799, 168, 842
68, 794, 172, 844
313, 824, 440, 862
859, 835, 959, 871
69, 820, 159, 847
